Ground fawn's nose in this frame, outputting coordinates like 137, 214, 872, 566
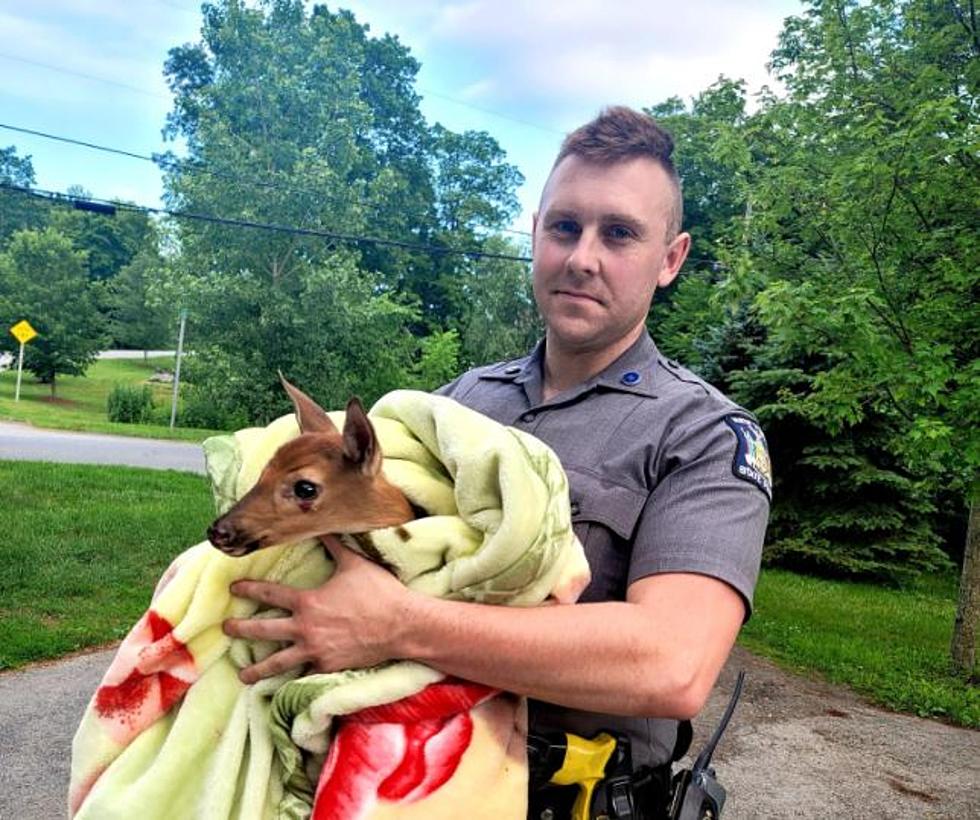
207, 520, 234, 547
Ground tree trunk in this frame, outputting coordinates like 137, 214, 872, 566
49, 374, 56, 398
951, 496, 980, 680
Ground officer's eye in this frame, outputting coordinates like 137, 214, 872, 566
293, 480, 319, 500
549, 219, 580, 237
606, 224, 636, 242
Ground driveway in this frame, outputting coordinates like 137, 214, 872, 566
2, 644, 978, 819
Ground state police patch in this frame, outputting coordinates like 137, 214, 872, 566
724, 415, 772, 500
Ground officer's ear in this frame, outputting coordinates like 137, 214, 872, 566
531, 211, 539, 256
656, 231, 691, 289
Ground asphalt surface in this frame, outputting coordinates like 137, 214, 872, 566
0, 649, 112, 819
0, 421, 206, 474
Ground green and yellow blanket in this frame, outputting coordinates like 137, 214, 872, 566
70, 390, 589, 819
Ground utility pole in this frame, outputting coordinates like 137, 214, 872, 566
169, 308, 187, 429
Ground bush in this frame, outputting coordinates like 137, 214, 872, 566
177, 384, 247, 431
106, 384, 155, 424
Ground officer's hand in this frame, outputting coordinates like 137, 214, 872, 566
223, 536, 412, 682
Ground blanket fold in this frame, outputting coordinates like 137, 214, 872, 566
70, 390, 589, 819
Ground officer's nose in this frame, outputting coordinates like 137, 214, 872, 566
566, 229, 601, 276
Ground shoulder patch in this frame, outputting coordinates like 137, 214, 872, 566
724, 415, 772, 500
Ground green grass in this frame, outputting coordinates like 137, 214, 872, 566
741, 567, 979, 728
0, 356, 219, 442
0, 460, 215, 670
2, 458, 976, 731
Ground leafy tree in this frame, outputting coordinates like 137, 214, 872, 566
743, 0, 978, 662
102, 245, 174, 355
159, 0, 525, 420
452, 236, 539, 369
409, 330, 461, 392
649, 4, 977, 596
0, 146, 46, 245
48, 191, 154, 283
399, 125, 524, 327
173, 250, 418, 426
0, 229, 106, 394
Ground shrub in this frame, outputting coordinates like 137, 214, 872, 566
106, 384, 155, 424
177, 384, 247, 431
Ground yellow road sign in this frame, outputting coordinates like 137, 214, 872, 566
10, 320, 37, 345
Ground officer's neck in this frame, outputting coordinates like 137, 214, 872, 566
541, 326, 643, 401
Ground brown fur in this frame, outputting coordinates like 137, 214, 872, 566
207, 379, 413, 557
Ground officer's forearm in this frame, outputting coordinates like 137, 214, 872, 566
391, 573, 744, 719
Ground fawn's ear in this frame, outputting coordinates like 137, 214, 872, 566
280, 373, 339, 434
342, 397, 381, 475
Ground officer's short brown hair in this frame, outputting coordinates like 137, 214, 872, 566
553, 106, 683, 239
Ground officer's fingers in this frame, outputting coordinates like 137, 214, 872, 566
238, 645, 307, 684
223, 616, 296, 642
230, 579, 298, 610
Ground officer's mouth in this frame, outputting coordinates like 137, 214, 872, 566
554, 289, 603, 305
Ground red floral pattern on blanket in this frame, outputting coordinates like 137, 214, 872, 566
312, 679, 498, 819
93, 610, 197, 745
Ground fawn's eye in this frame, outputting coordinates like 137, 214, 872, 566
293, 480, 319, 500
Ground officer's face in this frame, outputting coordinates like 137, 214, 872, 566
532, 155, 690, 357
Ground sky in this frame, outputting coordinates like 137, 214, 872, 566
0, 0, 802, 236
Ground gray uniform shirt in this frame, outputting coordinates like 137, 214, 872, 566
437, 331, 770, 767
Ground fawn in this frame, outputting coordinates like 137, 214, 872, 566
207, 378, 414, 557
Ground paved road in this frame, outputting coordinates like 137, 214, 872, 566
0, 421, 206, 474
0, 649, 112, 819
4, 645, 978, 819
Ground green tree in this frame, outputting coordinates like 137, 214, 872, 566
48, 191, 154, 283
102, 245, 174, 355
0, 147, 46, 245
160, 0, 525, 420
0, 229, 106, 394
744, 0, 978, 664
452, 236, 539, 369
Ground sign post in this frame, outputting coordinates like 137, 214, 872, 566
9, 320, 38, 402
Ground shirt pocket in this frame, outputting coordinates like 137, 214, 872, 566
566, 468, 647, 602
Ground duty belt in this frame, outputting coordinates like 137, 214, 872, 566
527, 672, 745, 820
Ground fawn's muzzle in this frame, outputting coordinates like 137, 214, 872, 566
207, 519, 262, 556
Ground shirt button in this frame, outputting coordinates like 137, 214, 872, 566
570, 501, 581, 516
521, 411, 536, 423
620, 371, 641, 386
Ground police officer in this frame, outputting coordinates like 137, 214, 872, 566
227, 106, 770, 817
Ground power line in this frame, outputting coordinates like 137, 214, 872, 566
1, 183, 728, 270
0, 183, 534, 263
0, 121, 535, 240
0, 52, 167, 100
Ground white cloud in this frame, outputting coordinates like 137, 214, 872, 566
345, 0, 794, 128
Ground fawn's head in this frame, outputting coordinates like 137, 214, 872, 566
207, 378, 412, 556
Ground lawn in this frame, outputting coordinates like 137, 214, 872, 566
1, 458, 976, 730
0, 460, 215, 669
741, 568, 979, 728
0, 355, 218, 441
